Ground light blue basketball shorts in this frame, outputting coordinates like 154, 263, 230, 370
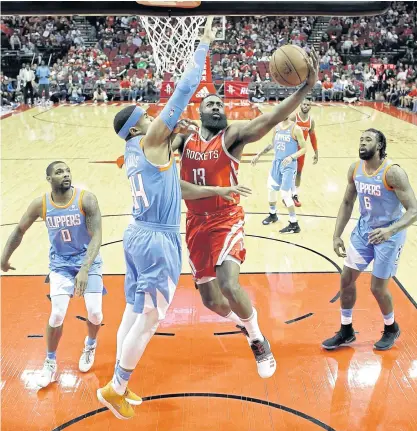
268, 159, 297, 192
344, 223, 406, 279
48, 253, 103, 297
123, 221, 182, 320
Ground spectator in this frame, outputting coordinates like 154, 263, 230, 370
93, 86, 108, 103
69, 84, 85, 103
332, 78, 344, 101
36, 60, 51, 101
120, 76, 131, 101
250, 83, 266, 103
10, 32, 21, 50
19, 63, 35, 105
343, 79, 358, 104
322, 76, 334, 101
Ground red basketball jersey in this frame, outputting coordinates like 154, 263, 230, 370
295, 113, 312, 140
180, 130, 240, 214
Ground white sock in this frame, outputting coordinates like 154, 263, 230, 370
225, 310, 244, 326
383, 311, 394, 326
289, 214, 297, 223
341, 308, 353, 325
116, 304, 138, 362
119, 309, 159, 370
241, 308, 264, 342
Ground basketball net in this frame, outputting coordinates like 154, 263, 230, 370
139, 16, 206, 76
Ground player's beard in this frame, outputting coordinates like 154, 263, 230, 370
359, 147, 376, 160
200, 112, 228, 133
59, 180, 72, 192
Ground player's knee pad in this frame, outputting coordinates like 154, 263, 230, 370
49, 310, 66, 328
87, 310, 103, 326
281, 189, 293, 207
268, 189, 277, 203
49, 295, 70, 327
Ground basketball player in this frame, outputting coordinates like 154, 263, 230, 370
251, 117, 307, 233
322, 129, 417, 351
1, 161, 104, 387
173, 48, 318, 379
96, 18, 251, 420
288, 98, 319, 206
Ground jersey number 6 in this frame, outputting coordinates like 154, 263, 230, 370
364, 196, 372, 210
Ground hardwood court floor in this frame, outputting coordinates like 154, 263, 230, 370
1, 101, 417, 430
2, 273, 417, 431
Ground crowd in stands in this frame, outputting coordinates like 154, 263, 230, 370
1, 5, 417, 113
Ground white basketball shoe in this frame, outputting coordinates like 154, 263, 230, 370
37, 358, 58, 388
79, 336, 97, 373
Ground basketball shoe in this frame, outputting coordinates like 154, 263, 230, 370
262, 213, 278, 225
279, 221, 300, 234
322, 325, 356, 350
79, 336, 97, 373
250, 338, 276, 378
37, 358, 58, 388
374, 322, 401, 351
97, 381, 135, 420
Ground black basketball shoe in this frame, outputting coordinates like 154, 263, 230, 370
374, 322, 401, 351
322, 325, 356, 350
279, 221, 300, 234
262, 213, 278, 225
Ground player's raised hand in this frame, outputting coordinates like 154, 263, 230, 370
305, 47, 319, 88
368, 227, 392, 245
217, 185, 252, 203
173, 119, 199, 135
1, 260, 16, 272
200, 17, 217, 44
333, 237, 346, 258
74, 267, 89, 296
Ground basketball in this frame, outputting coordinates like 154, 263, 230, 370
269, 45, 309, 87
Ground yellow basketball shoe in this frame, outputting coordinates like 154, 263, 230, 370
125, 387, 143, 406
97, 381, 134, 420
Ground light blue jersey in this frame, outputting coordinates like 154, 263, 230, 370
345, 159, 406, 279
45, 188, 91, 257
44, 187, 103, 296
125, 136, 181, 228
354, 159, 404, 231
273, 123, 298, 161
269, 123, 298, 192
123, 136, 182, 319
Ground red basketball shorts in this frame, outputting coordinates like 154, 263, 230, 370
185, 206, 246, 283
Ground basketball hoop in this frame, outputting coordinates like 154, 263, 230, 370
139, 15, 206, 76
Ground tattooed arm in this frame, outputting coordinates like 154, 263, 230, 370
75, 192, 102, 296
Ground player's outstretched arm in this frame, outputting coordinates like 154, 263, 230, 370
75, 192, 102, 296
226, 48, 319, 147
180, 180, 251, 202
1, 197, 43, 272
368, 166, 417, 245
143, 17, 216, 148
251, 137, 274, 166
333, 163, 358, 257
